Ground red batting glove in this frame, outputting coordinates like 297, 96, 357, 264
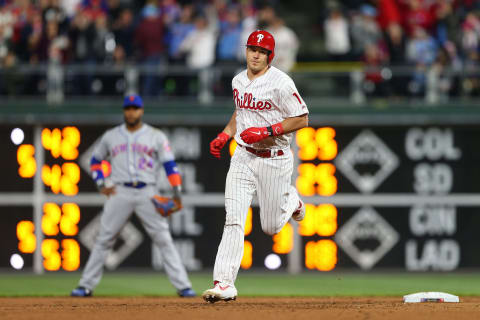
210, 132, 230, 158
240, 127, 269, 144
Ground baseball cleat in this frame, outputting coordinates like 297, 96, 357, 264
292, 199, 306, 221
71, 286, 93, 297
178, 288, 197, 297
202, 282, 238, 303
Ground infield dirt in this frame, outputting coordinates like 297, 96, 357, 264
1, 297, 479, 320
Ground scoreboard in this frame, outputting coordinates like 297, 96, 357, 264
2, 124, 480, 273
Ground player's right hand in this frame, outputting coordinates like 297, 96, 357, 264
210, 132, 230, 158
100, 186, 116, 197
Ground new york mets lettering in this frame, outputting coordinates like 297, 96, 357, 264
72, 95, 195, 298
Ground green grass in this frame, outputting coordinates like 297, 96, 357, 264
0, 271, 479, 297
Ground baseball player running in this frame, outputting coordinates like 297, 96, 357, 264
71, 94, 196, 298
202, 30, 309, 303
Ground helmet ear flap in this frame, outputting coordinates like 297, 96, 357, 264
268, 51, 275, 64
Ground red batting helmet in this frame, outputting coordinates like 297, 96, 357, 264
246, 30, 275, 63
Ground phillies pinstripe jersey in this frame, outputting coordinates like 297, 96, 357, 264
232, 66, 309, 150
92, 123, 175, 184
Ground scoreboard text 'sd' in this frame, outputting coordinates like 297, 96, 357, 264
2, 124, 480, 272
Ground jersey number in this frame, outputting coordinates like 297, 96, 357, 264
138, 157, 153, 170
293, 92, 302, 104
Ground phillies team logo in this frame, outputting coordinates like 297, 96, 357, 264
257, 34, 264, 43
233, 89, 272, 111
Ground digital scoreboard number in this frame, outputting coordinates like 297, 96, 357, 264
15, 126, 82, 271
3, 124, 480, 272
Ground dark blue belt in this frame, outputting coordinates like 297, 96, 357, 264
123, 182, 147, 188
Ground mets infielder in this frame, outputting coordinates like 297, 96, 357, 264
71, 95, 195, 298
202, 30, 309, 303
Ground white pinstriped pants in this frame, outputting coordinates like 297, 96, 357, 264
213, 145, 300, 286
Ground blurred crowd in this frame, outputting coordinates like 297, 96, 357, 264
325, 0, 480, 98
2, 0, 480, 100
0, 0, 299, 97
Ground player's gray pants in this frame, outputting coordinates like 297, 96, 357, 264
78, 185, 192, 291
213, 146, 299, 286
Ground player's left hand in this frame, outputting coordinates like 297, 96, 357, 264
152, 195, 183, 217
240, 127, 269, 144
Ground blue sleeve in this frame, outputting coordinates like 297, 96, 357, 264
163, 160, 179, 176
90, 156, 104, 181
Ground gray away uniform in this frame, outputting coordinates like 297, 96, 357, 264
78, 123, 192, 291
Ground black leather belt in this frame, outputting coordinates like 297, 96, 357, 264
239, 145, 284, 158
123, 182, 147, 188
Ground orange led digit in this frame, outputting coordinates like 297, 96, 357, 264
272, 222, 293, 254
305, 240, 337, 271
241, 240, 252, 269
17, 221, 36, 253
42, 239, 61, 271
42, 203, 61, 236
244, 208, 252, 236
296, 163, 316, 196
61, 163, 80, 196
296, 127, 317, 161
61, 127, 80, 160
317, 204, 337, 236
315, 163, 337, 196
316, 127, 337, 160
42, 128, 62, 158
62, 239, 80, 271
17, 144, 36, 178
60, 203, 80, 236
298, 204, 316, 236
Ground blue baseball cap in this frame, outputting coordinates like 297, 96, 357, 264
123, 94, 143, 108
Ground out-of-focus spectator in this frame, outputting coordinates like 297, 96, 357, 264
112, 7, 134, 59
105, 0, 122, 26
236, 2, 257, 61
375, 0, 402, 31
81, 0, 108, 20
92, 13, 115, 62
406, 26, 437, 95
161, 0, 181, 27
461, 12, 480, 96
324, 7, 350, 61
216, 6, 242, 63
2, 50, 23, 96
167, 3, 194, 62
430, 0, 457, 47
61, 0, 82, 18
351, 4, 382, 59
14, 9, 41, 62
385, 22, 406, 65
36, 20, 68, 63
40, 0, 69, 34
68, 10, 95, 62
99, 44, 127, 96
403, 0, 434, 36
134, 3, 167, 96
178, 12, 217, 70
362, 42, 389, 97
260, 6, 299, 73
68, 10, 95, 94
461, 12, 480, 65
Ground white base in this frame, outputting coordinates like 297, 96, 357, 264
403, 292, 459, 303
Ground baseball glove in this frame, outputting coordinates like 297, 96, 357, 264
152, 195, 182, 217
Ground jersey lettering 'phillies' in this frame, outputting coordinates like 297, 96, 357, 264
232, 66, 308, 150
212, 66, 309, 288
